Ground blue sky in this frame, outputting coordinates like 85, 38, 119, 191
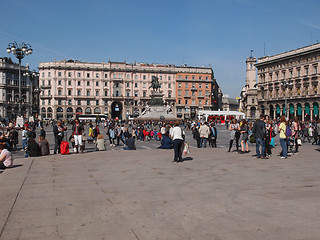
1, 0, 320, 97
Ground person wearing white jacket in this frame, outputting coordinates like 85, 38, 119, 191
170, 121, 185, 163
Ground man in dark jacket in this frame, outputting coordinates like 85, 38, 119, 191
252, 113, 267, 159
158, 132, 173, 149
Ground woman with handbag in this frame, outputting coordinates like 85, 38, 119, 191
292, 117, 301, 153
239, 119, 249, 153
228, 118, 240, 152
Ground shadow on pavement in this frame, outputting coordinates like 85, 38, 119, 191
183, 157, 193, 162
7, 164, 23, 169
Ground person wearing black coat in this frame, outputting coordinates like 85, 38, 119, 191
27, 137, 42, 157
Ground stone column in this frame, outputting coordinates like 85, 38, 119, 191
310, 107, 314, 121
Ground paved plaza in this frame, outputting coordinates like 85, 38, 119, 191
0, 135, 320, 240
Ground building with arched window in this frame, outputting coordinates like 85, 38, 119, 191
39, 60, 220, 120
255, 43, 320, 121
0, 57, 39, 120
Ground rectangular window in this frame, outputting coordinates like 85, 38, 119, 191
127, 74, 130, 79
178, 83, 181, 88
96, 81, 99, 86
179, 76, 181, 80
105, 82, 108, 87
105, 91, 108, 96
58, 100, 62, 105
199, 84, 202, 88
96, 73, 99, 78
134, 91, 138, 97
135, 83, 138, 88
68, 72, 71, 77
58, 72, 61, 77
58, 80, 62, 85
185, 99, 188, 104
126, 91, 130, 97
48, 80, 51, 85
297, 69, 300, 77
78, 81, 80, 86
77, 90, 81, 96
185, 83, 188, 88
42, 72, 44, 77
58, 90, 62, 96
168, 76, 171, 80
178, 90, 182, 96
305, 68, 309, 75
168, 83, 171, 89
143, 83, 146, 88
48, 72, 51, 77
87, 81, 90, 86
315, 65, 318, 74
78, 100, 81, 105
199, 76, 202, 80
48, 99, 51, 104
143, 75, 146, 80
68, 100, 72, 105
160, 76, 162, 80
178, 99, 181, 104
105, 73, 108, 78
77, 73, 81, 77
96, 100, 99, 105
87, 100, 90, 105
68, 90, 72, 95
96, 91, 99, 96
126, 83, 130, 87
87, 73, 90, 78
199, 90, 202, 96
68, 80, 71, 85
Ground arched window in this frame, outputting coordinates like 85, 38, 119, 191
67, 107, 73, 113
94, 107, 101, 114
85, 107, 92, 114
76, 107, 82, 114
57, 107, 63, 113
41, 107, 46, 112
47, 107, 53, 113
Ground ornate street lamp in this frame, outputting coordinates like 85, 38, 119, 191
6, 42, 33, 117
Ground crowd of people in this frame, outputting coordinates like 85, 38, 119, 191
0, 115, 319, 169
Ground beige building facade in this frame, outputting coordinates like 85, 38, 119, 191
256, 43, 320, 121
38, 60, 219, 120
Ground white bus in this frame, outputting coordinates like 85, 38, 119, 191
198, 110, 245, 124
77, 114, 108, 122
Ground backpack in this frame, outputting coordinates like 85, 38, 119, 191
60, 141, 69, 155
285, 126, 292, 138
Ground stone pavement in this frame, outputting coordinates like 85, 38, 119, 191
0, 144, 320, 240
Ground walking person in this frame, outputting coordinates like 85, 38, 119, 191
53, 120, 66, 154
228, 118, 240, 152
279, 115, 288, 159
170, 121, 185, 163
239, 119, 249, 153
199, 122, 210, 148
252, 113, 267, 159
72, 119, 84, 153
21, 126, 28, 151
209, 123, 218, 148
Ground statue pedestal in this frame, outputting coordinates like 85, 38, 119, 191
138, 105, 177, 121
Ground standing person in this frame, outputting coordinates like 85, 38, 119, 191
302, 123, 310, 143
199, 122, 210, 148
170, 121, 185, 163
265, 115, 272, 157
252, 113, 267, 159
40, 125, 46, 138
209, 123, 218, 148
228, 118, 240, 152
279, 115, 288, 159
21, 126, 28, 151
239, 119, 249, 153
292, 117, 301, 152
192, 126, 201, 148
72, 119, 84, 153
108, 125, 116, 147
53, 121, 66, 154
88, 124, 94, 143
0, 143, 13, 169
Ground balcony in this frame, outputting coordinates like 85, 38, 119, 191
197, 95, 205, 99
190, 87, 197, 91
41, 84, 51, 89
184, 95, 191, 98
40, 95, 52, 99
111, 78, 123, 82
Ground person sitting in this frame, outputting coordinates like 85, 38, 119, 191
0, 143, 13, 169
123, 133, 136, 150
158, 132, 173, 149
95, 134, 106, 151
38, 136, 50, 156
27, 137, 42, 157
